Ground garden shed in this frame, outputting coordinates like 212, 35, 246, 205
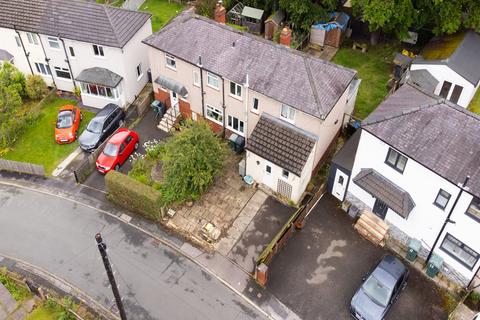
264, 10, 285, 40
227, 2, 244, 26
310, 12, 350, 48
241, 6, 265, 34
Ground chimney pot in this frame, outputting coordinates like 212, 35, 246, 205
279, 26, 292, 47
214, 0, 226, 24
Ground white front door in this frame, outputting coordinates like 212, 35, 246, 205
332, 169, 348, 201
263, 162, 275, 188
170, 91, 179, 113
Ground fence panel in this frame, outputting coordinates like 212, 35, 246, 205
0, 159, 45, 176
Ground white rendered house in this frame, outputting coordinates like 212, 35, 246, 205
0, 0, 152, 109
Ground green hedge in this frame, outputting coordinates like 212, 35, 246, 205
105, 170, 163, 221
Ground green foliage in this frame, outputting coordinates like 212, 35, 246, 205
73, 86, 81, 98
0, 62, 26, 115
279, 0, 337, 32
128, 157, 155, 186
25, 75, 47, 100
0, 267, 31, 302
106, 170, 163, 220
160, 120, 225, 205
195, 0, 216, 18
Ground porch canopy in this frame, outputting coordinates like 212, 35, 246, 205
353, 168, 415, 218
154, 74, 188, 97
75, 67, 122, 87
0, 49, 13, 62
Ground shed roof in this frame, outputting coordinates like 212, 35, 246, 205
246, 113, 317, 177
241, 6, 264, 20
0, 0, 151, 48
143, 9, 356, 119
75, 67, 122, 87
406, 69, 439, 93
0, 49, 13, 62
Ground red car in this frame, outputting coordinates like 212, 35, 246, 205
95, 128, 139, 174
55, 105, 82, 144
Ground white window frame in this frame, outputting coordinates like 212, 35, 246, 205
252, 97, 259, 113
35, 63, 51, 76
136, 63, 143, 80
165, 53, 176, 70
69, 46, 75, 58
207, 72, 220, 90
80, 82, 118, 99
54, 66, 71, 80
15, 36, 21, 47
281, 104, 295, 123
26, 33, 39, 45
229, 81, 242, 99
206, 104, 223, 125
282, 169, 289, 179
47, 36, 60, 49
193, 70, 200, 87
227, 115, 245, 135
93, 44, 104, 57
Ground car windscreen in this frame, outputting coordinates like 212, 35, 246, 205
87, 119, 103, 134
362, 275, 393, 307
103, 143, 119, 157
56, 111, 73, 129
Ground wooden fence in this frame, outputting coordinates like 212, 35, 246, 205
0, 159, 45, 176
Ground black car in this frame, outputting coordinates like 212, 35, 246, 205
78, 103, 125, 152
350, 255, 408, 320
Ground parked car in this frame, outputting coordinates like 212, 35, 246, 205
350, 255, 408, 320
55, 105, 82, 144
473, 313, 480, 320
78, 104, 125, 152
95, 128, 139, 174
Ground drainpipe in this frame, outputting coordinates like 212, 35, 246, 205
243, 74, 249, 177
222, 77, 226, 138
425, 176, 470, 264
58, 35, 76, 88
37, 33, 56, 88
13, 26, 33, 74
197, 56, 205, 118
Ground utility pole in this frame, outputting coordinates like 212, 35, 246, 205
95, 233, 127, 320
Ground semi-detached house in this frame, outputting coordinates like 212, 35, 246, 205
143, 9, 359, 202
0, 0, 152, 109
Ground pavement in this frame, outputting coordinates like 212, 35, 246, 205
266, 194, 450, 320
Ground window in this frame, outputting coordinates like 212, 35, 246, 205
35, 63, 51, 76
26, 33, 39, 45
15, 36, 21, 47
338, 175, 344, 185
69, 46, 75, 57
227, 115, 244, 134
80, 82, 117, 99
93, 44, 104, 57
207, 72, 219, 89
252, 97, 259, 112
266, 165, 272, 174
440, 233, 479, 270
434, 189, 451, 210
230, 81, 242, 98
385, 148, 407, 173
449, 85, 463, 104
193, 71, 200, 86
54, 66, 71, 79
206, 105, 223, 124
466, 197, 480, 221
281, 104, 295, 122
136, 63, 143, 78
165, 53, 176, 70
47, 36, 60, 49
439, 81, 452, 98
282, 169, 289, 179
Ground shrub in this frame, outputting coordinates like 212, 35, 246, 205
106, 170, 163, 220
0, 62, 26, 100
25, 74, 47, 100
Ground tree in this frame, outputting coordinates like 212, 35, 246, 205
279, 0, 337, 32
25, 74, 47, 100
159, 120, 226, 205
0, 62, 26, 99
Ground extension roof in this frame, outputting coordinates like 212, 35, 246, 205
363, 83, 480, 198
0, 0, 151, 48
143, 9, 356, 120
75, 67, 122, 87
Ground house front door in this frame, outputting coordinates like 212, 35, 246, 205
332, 169, 348, 201
372, 199, 388, 219
263, 162, 274, 189
170, 91, 179, 113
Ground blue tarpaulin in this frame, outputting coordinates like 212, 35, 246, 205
312, 12, 350, 32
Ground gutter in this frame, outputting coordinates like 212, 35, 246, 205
58, 35, 76, 88
37, 33, 57, 89
13, 26, 33, 74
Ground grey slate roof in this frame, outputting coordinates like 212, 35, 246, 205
75, 67, 122, 87
407, 69, 439, 93
331, 129, 361, 172
0, 49, 13, 62
413, 30, 480, 85
155, 75, 188, 97
246, 113, 317, 176
363, 83, 480, 198
0, 0, 151, 48
241, 6, 264, 20
143, 9, 356, 119
353, 168, 415, 218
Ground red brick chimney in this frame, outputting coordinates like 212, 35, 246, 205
279, 26, 292, 47
214, 1, 226, 24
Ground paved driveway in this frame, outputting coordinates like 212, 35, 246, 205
266, 194, 449, 320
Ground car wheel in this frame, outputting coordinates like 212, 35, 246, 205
134, 142, 139, 150
114, 164, 120, 171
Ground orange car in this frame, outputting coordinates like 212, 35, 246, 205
55, 105, 82, 144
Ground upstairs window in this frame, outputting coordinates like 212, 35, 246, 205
93, 44, 104, 57
136, 63, 143, 78
15, 36, 21, 47
385, 148, 407, 173
47, 36, 60, 49
69, 46, 75, 57
466, 197, 480, 221
252, 97, 259, 112
230, 81, 242, 98
434, 189, 451, 210
26, 32, 39, 45
193, 71, 200, 86
165, 53, 176, 70
207, 72, 219, 89
282, 169, 289, 179
281, 104, 295, 122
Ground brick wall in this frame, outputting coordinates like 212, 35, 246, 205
154, 88, 171, 109
179, 99, 192, 119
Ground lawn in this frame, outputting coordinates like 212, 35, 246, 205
26, 306, 62, 320
2, 96, 95, 175
140, 0, 186, 32
468, 89, 480, 115
332, 43, 398, 119
96, 0, 124, 6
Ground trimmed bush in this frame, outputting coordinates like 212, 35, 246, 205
25, 74, 47, 100
105, 170, 163, 220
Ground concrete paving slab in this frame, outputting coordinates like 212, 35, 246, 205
0, 283, 16, 314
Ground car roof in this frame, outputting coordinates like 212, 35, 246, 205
96, 103, 120, 118
373, 255, 407, 288
59, 105, 75, 112
108, 130, 130, 144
